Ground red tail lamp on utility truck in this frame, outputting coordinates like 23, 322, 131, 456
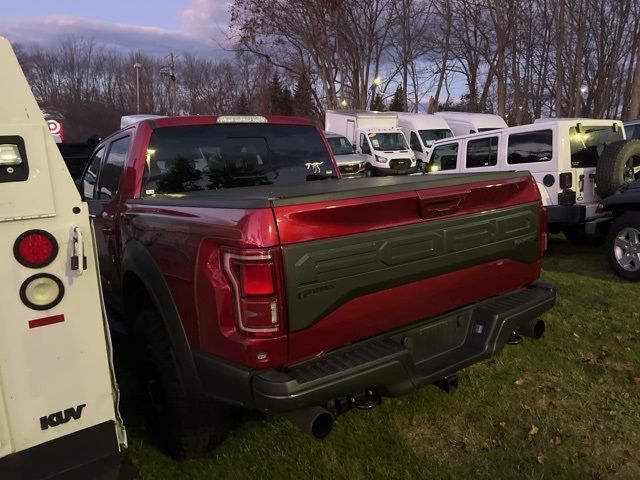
80, 107, 556, 457
0, 37, 133, 479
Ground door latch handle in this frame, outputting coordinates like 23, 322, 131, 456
71, 226, 87, 273
102, 226, 114, 236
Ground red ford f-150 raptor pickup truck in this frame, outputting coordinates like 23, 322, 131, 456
79, 114, 555, 457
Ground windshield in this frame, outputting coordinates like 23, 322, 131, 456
144, 124, 333, 194
368, 132, 408, 151
419, 129, 453, 147
569, 125, 624, 168
326, 135, 354, 155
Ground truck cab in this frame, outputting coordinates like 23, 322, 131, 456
434, 111, 507, 136
396, 112, 453, 172
325, 110, 417, 176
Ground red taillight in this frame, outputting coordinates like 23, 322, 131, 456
240, 263, 275, 296
14, 230, 58, 268
222, 248, 284, 337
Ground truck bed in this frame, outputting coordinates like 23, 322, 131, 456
122, 169, 544, 367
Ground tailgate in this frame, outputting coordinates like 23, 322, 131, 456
272, 172, 543, 362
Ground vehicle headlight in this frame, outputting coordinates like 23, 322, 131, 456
375, 155, 388, 164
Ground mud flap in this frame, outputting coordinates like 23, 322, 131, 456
0, 421, 137, 480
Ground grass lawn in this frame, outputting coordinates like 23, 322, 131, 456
118, 237, 640, 479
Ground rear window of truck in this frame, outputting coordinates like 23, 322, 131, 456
144, 124, 333, 194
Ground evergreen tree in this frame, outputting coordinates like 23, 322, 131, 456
388, 86, 405, 112
234, 92, 250, 114
370, 92, 386, 111
269, 74, 293, 115
292, 76, 318, 120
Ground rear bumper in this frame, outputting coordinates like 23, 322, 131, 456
546, 204, 585, 225
196, 282, 555, 413
0, 421, 136, 480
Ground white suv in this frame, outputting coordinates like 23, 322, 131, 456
426, 118, 636, 237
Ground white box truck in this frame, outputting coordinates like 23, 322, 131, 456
434, 111, 507, 137
0, 36, 134, 479
325, 110, 417, 176
396, 112, 453, 172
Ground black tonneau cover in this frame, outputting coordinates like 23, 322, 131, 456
128, 171, 528, 209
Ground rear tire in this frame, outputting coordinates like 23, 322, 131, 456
595, 140, 640, 198
134, 308, 231, 458
606, 212, 640, 281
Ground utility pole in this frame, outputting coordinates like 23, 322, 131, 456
133, 61, 142, 114
160, 52, 177, 115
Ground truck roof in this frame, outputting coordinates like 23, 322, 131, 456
431, 118, 625, 146
326, 110, 398, 120
533, 117, 623, 127
103, 114, 316, 143
434, 111, 505, 121
395, 112, 450, 129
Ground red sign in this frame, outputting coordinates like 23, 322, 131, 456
47, 120, 62, 135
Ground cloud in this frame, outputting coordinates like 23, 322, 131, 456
0, 15, 226, 58
180, 0, 232, 47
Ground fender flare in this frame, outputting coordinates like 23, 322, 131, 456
601, 191, 640, 211
121, 239, 202, 397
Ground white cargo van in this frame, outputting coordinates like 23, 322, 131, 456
0, 37, 132, 479
396, 112, 453, 172
325, 110, 417, 176
434, 111, 507, 137
426, 118, 628, 238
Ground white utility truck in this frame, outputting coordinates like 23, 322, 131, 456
325, 110, 417, 176
0, 37, 133, 479
426, 118, 633, 239
396, 112, 453, 172
434, 111, 507, 137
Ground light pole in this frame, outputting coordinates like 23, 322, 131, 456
370, 76, 381, 109
579, 85, 588, 117
133, 62, 142, 114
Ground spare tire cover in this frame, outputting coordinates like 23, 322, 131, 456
595, 139, 640, 198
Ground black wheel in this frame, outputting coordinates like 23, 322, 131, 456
595, 140, 640, 198
606, 212, 640, 281
365, 164, 374, 177
134, 308, 231, 458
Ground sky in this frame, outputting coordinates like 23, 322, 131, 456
0, 0, 231, 57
